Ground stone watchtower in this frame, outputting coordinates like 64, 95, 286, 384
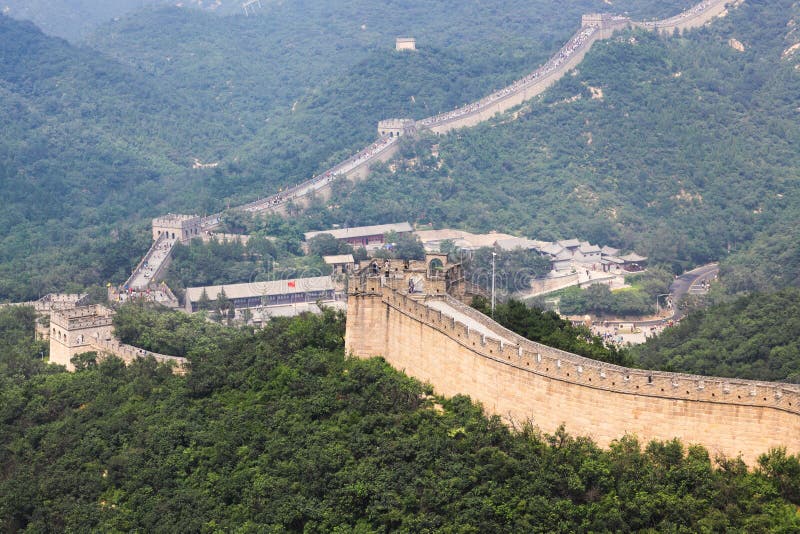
152, 213, 202, 242
581, 13, 632, 38
378, 118, 416, 139
395, 37, 416, 51
49, 305, 115, 371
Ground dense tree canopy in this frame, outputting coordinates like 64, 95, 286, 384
632, 288, 800, 383
1, 305, 800, 531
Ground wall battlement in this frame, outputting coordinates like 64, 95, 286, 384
346, 256, 799, 466
48, 304, 187, 373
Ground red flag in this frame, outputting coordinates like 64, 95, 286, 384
288, 280, 296, 288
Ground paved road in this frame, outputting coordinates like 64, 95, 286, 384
603, 262, 719, 328
668, 262, 719, 321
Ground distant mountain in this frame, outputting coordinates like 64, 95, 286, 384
326, 0, 800, 288
0, 0, 249, 41
0, 0, 761, 300
1, 0, 168, 41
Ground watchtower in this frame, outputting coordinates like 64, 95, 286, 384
152, 213, 202, 242
347, 253, 468, 299
378, 118, 416, 138
395, 37, 416, 51
49, 305, 115, 371
581, 13, 631, 38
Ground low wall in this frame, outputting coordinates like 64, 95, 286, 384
529, 272, 580, 296
345, 286, 800, 466
91, 338, 187, 373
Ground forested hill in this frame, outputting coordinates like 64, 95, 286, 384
0, 15, 223, 300
326, 0, 800, 284
0, 0, 696, 300
1, 0, 796, 300
0, 0, 227, 42
2, 305, 800, 531
632, 288, 800, 383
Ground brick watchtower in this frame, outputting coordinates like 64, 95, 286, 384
49, 305, 114, 371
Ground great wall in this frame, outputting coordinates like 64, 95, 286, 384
119, 0, 736, 298
120, 0, 736, 298
22, 0, 794, 464
345, 256, 800, 466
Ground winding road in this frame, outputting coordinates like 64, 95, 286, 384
668, 262, 719, 321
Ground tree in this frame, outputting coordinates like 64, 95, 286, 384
308, 233, 353, 257
197, 288, 211, 311
385, 231, 425, 260
70, 351, 98, 370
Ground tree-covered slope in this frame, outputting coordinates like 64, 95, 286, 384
326, 0, 800, 278
631, 288, 800, 383
1, 0, 252, 42
1, 305, 799, 531
0, 1, 696, 300
0, 15, 228, 300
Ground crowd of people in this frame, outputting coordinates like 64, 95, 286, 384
418, 25, 599, 128
125, 236, 176, 291
642, 0, 718, 28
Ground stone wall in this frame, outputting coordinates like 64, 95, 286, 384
529, 272, 580, 296
421, 0, 732, 135
346, 285, 800, 466
256, 139, 402, 215
635, 0, 733, 34
91, 338, 187, 374
191, 0, 733, 221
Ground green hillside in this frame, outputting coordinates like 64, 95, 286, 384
0, 0, 797, 301
2, 305, 799, 531
0, 15, 226, 300
0, 1, 697, 300
632, 288, 800, 383
325, 0, 800, 280
0, 0, 170, 41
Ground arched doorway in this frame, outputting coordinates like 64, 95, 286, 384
428, 258, 444, 278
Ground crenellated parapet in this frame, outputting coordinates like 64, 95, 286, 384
48, 304, 187, 372
381, 289, 799, 415
345, 250, 800, 466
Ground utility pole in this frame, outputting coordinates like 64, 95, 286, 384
491, 252, 497, 317
656, 293, 670, 315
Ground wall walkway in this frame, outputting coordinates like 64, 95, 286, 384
90, 337, 187, 373
346, 282, 798, 466
202, 0, 734, 220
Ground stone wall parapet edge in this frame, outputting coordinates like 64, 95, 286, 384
379, 288, 800, 414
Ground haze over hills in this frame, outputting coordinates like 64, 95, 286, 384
3, 0, 699, 42
0, 0, 798, 301
2, 2, 800, 530
0, 0, 241, 41
0, 0, 696, 300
